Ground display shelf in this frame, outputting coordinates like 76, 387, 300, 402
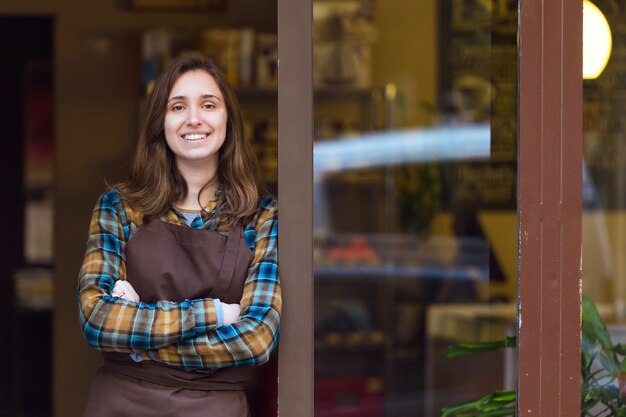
315, 330, 385, 349
234, 86, 375, 98
315, 265, 488, 280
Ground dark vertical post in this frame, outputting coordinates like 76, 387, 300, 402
277, 0, 313, 415
518, 0, 582, 416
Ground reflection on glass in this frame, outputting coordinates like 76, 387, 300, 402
313, 1, 518, 416
582, 0, 626, 412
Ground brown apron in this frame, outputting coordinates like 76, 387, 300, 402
84, 218, 254, 417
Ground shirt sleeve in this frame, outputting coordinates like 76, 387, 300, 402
145, 197, 281, 369
77, 189, 223, 352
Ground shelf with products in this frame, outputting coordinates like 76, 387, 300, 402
314, 228, 489, 276
313, 267, 424, 417
313, 0, 376, 89
315, 265, 487, 280
313, 229, 490, 416
315, 329, 386, 351
233, 86, 378, 99
141, 27, 278, 92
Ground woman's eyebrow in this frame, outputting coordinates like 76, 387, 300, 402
167, 94, 222, 103
167, 95, 186, 103
200, 94, 222, 101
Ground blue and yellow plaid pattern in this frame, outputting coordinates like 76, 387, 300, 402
78, 188, 280, 369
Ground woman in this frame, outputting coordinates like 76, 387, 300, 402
78, 55, 280, 417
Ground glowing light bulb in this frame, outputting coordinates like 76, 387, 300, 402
583, 0, 612, 80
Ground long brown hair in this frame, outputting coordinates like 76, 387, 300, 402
120, 55, 263, 225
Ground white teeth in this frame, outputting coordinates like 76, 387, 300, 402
183, 133, 207, 141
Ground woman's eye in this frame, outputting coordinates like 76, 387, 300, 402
203, 103, 216, 110
171, 105, 184, 111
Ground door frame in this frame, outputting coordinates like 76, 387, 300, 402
277, 0, 314, 415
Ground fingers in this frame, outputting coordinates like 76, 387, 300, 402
119, 281, 140, 302
230, 303, 241, 318
112, 280, 140, 302
222, 302, 241, 325
111, 281, 125, 297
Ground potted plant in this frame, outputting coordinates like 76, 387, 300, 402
440, 296, 626, 416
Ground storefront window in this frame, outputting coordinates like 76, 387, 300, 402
581, 0, 626, 412
312, 1, 518, 415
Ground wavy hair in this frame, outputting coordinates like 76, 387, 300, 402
120, 55, 263, 225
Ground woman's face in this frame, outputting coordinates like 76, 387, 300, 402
164, 70, 228, 171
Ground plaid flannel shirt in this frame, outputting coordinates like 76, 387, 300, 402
78, 188, 280, 369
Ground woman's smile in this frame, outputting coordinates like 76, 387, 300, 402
182, 132, 209, 141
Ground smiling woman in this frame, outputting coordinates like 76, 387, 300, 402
164, 70, 227, 181
121, 56, 263, 222
77, 55, 280, 417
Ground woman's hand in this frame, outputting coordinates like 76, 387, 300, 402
112, 280, 140, 302
111, 280, 238, 325
221, 302, 241, 325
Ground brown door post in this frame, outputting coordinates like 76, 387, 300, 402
277, 0, 314, 415
518, 0, 583, 416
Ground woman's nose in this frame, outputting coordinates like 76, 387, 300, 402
186, 108, 200, 125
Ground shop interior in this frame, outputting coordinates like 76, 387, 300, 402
1, 0, 624, 417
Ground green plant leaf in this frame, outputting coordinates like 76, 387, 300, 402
441, 391, 516, 417
581, 336, 595, 370
602, 384, 623, 398
582, 295, 613, 350
581, 386, 601, 404
581, 390, 599, 414
485, 391, 517, 403
442, 337, 517, 358
614, 343, 626, 356
455, 408, 516, 417
596, 351, 620, 376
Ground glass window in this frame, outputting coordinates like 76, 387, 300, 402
312, 0, 518, 415
581, 0, 626, 413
